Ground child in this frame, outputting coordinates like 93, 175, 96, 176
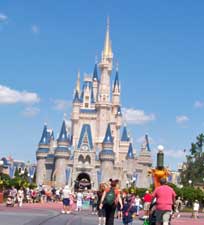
122, 196, 136, 225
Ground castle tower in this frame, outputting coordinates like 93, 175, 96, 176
53, 120, 70, 187
137, 134, 153, 188
36, 124, 49, 185
119, 125, 130, 161
96, 18, 113, 142
112, 69, 120, 114
99, 123, 115, 182
71, 72, 81, 148
126, 142, 135, 173
112, 68, 122, 161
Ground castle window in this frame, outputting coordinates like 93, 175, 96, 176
85, 103, 89, 108
85, 96, 89, 101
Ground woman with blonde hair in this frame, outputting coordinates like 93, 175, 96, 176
99, 179, 123, 225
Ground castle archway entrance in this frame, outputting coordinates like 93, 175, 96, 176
74, 172, 91, 191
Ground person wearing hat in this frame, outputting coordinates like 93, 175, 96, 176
61, 185, 71, 214
152, 178, 176, 225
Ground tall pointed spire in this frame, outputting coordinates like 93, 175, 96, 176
39, 124, 49, 145
113, 68, 120, 92
103, 17, 112, 58
76, 70, 80, 94
121, 125, 130, 142
57, 120, 68, 143
103, 123, 113, 144
92, 63, 99, 81
127, 142, 134, 159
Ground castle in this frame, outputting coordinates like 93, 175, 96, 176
36, 21, 153, 189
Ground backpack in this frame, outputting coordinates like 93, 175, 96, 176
104, 188, 116, 205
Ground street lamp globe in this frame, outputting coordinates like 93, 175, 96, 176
188, 180, 192, 185
158, 145, 164, 151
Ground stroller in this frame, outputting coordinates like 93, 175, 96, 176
148, 198, 172, 225
6, 195, 15, 207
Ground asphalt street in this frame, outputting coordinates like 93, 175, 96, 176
0, 210, 143, 225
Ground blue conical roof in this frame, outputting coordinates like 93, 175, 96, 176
127, 142, 134, 159
93, 63, 99, 81
73, 90, 81, 103
121, 126, 129, 141
57, 120, 68, 143
103, 123, 113, 144
39, 124, 49, 145
145, 134, 151, 151
47, 129, 54, 143
113, 70, 119, 92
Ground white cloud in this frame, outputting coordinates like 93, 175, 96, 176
31, 25, 40, 34
164, 149, 186, 159
22, 107, 40, 117
52, 99, 71, 111
122, 108, 155, 125
0, 85, 40, 104
176, 115, 189, 124
151, 148, 185, 159
194, 100, 204, 109
0, 13, 8, 22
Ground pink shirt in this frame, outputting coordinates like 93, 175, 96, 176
152, 185, 176, 211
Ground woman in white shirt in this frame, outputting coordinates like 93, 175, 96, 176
61, 185, 71, 214
134, 195, 141, 216
17, 187, 24, 207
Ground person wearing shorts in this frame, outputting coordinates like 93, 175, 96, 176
62, 185, 71, 214
152, 178, 176, 225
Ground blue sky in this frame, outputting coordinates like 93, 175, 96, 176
1, 0, 204, 170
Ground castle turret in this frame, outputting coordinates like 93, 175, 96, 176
126, 142, 134, 159
53, 120, 70, 186
92, 63, 99, 101
119, 125, 130, 161
100, 123, 115, 182
112, 69, 121, 114
71, 72, 82, 147
36, 124, 49, 185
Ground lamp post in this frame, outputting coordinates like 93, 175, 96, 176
126, 180, 129, 188
188, 180, 192, 186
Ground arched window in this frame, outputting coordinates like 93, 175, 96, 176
85, 155, 91, 165
78, 155, 84, 164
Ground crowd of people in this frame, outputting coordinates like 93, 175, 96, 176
3, 178, 203, 225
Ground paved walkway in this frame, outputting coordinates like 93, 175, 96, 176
0, 202, 203, 225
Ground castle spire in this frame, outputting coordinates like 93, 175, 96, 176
121, 125, 130, 142
92, 63, 99, 81
113, 68, 120, 92
127, 142, 134, 159
57, 120, 68, 143
103, 17, 112, 58
76, 70, 80, 94
103, 123, 113, 144
39, 124, 49, 145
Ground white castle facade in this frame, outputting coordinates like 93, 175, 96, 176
36, 21, 153, 189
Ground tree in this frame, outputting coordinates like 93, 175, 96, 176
180, 133, 204, 186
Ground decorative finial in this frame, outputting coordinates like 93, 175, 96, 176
107, 16, 110, 31
63, 113, 67, 119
